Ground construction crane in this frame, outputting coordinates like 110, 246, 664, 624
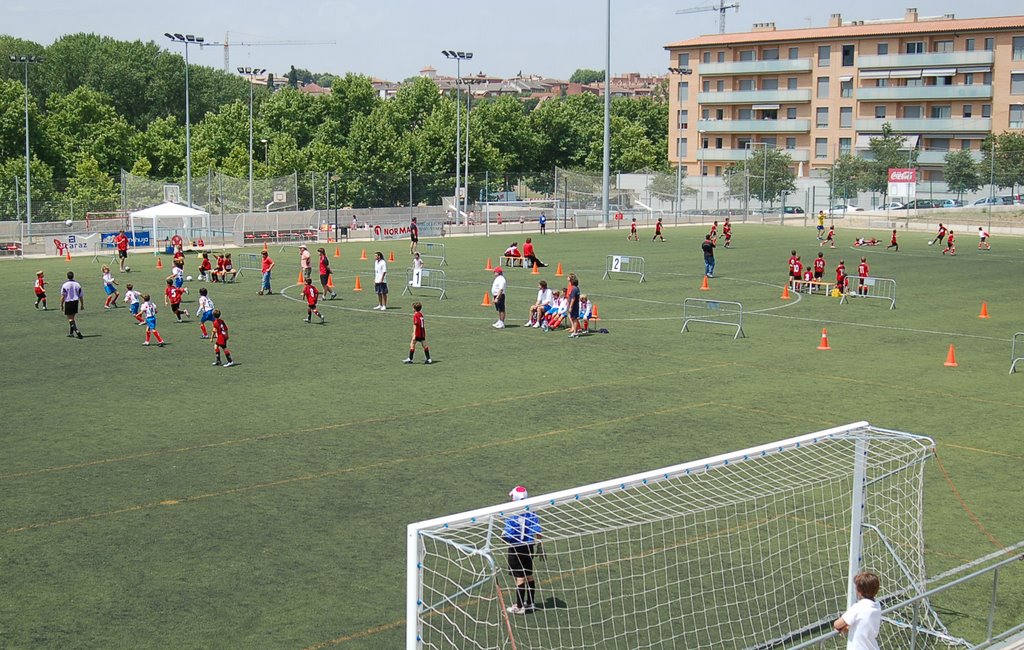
206, 32, 337, 73
676, 0, 740, 34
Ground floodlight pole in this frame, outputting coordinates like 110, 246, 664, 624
10, 54, 43, 241
165, 33, 205, 207
442, 50, 472, 225
238, 67, 265, 214
602, 0, 611, 227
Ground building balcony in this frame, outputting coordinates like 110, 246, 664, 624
856, 51, 994, 70
855, 117, 992, 132
698, 148, 810, 162
915, 150, 984, 165
697, 89, 812, 104
857, 85, 993, 101
697, 119, 811, 133
698, 59, 813, 76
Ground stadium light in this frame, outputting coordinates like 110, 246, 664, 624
441, 50, 473, 225
237, 67, 266, 213
165, 31, 204, 206
10, 54, 43, 241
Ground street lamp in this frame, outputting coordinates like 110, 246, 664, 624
10, 54, 43, 240
261, 138, 269, 162
165, 32, 205, 207
668, 67, 695, 221
698, 130, 707, 215
442, 50, 472, 225
237, 67, 266, 213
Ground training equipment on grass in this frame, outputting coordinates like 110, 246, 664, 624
186, 275, 193, 282
360, 248, 367, 260
334, 246, 340, 258
155, 257, 163, 269
353, 275, 362, 292
1010, 333, 1024, 374
699, 275, 710, 291
979, 302, 990, 319
781, 284, 790, 300
601, 254, 646, 283
389, 251, 395, 262
944, 344, 959, 367
403, 267, 448, 300
237, 253, 261, 279
817, 327, 832, 350
407, 422, 959, 649
839, 276, 896, 309
555, 262, 563, 277
680, 298, 744, 339
418, 242, 447, 267
484, 258, 493, 271
480, 292, 491, 307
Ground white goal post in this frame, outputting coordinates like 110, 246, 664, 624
407, 422, 959, 649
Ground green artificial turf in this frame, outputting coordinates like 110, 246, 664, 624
0, 222, 1021, 648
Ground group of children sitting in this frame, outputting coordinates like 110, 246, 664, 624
195, 252, 238, 282
524, 279, 594, 333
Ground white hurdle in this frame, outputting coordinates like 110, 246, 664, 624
418, 241, 447, 266
1011, 332, 1024, 374
839, 275, 896, 309
402, 267, 447, 300
681, 298, 745, 339
602, 254, 646, 283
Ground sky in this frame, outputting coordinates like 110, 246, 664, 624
5, 0, 1023, 82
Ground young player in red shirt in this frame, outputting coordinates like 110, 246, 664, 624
821, 225, 836, 249
164, 278, 188, 323
403, 302, 432, 364
709, 220, 718, 243
835, 260, 848, 294
942, 230, 956, 255
652, 217, 665, 242
198, 252, 212, 281
857, 257, 870, 295
813, 252, 826, 281
114, 230, 130, 272
978, 227, 991, 250
722, 218, 732, 248
628, 218, 638, 241
318, 247, 337, 299
34, 271, 47, 310
212, 309, 234, 367
302, 278, 325, 324
930, 223, 947, 246
790, 256, 803, 291
886, 229, 899, 252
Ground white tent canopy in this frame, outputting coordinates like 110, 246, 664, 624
129, 201, 211, 246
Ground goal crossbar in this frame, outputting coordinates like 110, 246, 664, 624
407, 422, 942, 649
1010, 332, 1024, 374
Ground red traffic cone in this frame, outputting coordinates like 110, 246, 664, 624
481, 292, 492, 307
700, 275, 710, 291
555, 262, 564, 277
156, 257, 163, 270
484, 258, 493, 271
978, 302, 990, 319
360, 248, 367, 261
388, 251, 395, 262
334, 246, 341, 258
944, 344, 958, 367
817, 328, 831, 350
781, 284, 790, 300
353, 275, 363, 292
531, 262, 540, 275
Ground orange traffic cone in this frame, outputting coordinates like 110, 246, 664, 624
817, 328, 831, 350
156, 257, 163, 270
531, 262, 540, 275
591, 304, 600, 320
327, 274, 335, 289
978, 302, 990, 319
485, 258, 493, 271
944, 344, 958, 367
555, 262, 563, 277
353, 275, 363, 292
481, 292, 492, 307
334, 246, 341, 258
65, 250, 72, 262
700, 275, 710, 291
262, 242, 268, 252
360, 248, 367, 261
780, 284, 790, 300
388, 251, 395, 262
298, 271, 305, 285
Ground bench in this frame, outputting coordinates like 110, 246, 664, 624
790, 279, 834, 295
0, 241, 22, 257
502, 255, 526, 267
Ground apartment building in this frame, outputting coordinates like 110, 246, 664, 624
665, 9, 1024, 181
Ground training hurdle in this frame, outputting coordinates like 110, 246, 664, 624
602, 254, 646, 283
236, 253, 262, 279
418, 241, 447, 266
1011, 332, 1024, 374
402, 267, 447, 300
839, 276, 896, 309
681, 298, 745, 339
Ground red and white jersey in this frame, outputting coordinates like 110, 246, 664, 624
124, 289, 141, 306
937, 225, 947, 237
790, 260, 803, 276
140, 300, 157, 319
303, 284, 319, 305
102, 272, 116, 288
979, 230, 989, 240
813, 258, 826, 274
858, 262, 869, 277
835, 264, 846, 283
213, 318, 229, 342
803, 269, 814, 283
34, 276, 45, 293
413, 310, 425, 339
196, 295, 214, 315
891, 232, 898, 245
166, 286, 185, 304
723, 222, 731, 235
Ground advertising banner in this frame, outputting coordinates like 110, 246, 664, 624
887, 168, 917, 200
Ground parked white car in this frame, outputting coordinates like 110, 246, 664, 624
829, 204, 864, 213
879, 202, 904, 210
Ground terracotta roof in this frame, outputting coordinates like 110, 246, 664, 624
665, 14, 1024, 49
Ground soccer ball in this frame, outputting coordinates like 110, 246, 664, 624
186, 275, 193, 282
928, 241, 934, 245
124, 267, 131, 273
64, 219, 73, 227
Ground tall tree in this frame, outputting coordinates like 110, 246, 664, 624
825, 154, 869, 203
980, 133, 1024, 191
723, 148, 796, 204
943, 149, 982, 199
864, 123, 917, 199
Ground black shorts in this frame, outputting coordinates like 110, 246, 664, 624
36, 292, 46, 299
569, 305, 579, 319
320, 273, 330, 285
118, 249, 128, 259
814, 271, 823, 279
494, 294, 505, 311
375, 282, 388, 296
508, 544, 534, 578
302, 267, 312, 281
414, 336, 425, 343
411, 234, 419, 243
63, 300, 79, 316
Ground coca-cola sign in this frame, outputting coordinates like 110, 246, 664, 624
888, 168, 917, 183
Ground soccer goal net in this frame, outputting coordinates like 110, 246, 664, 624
407, 422, 956, 649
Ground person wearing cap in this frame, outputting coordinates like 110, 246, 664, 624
491, 267, 506, 329
503, 486, 541, 614
299, 244, 312, 283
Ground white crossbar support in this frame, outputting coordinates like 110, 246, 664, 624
401, 267, 447, 300
839, 275, 896, 309
601, 254, 646, 282
1011, 332, 1024, 374
847, 436, 869, 607
681, 298, 745, 339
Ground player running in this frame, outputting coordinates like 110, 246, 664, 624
886, 229, 899, 252
212, 310, 234, 367
628, 217, 638, 241
930, 223, 947, 246
821, 225, 836, 249
101, 266, 120, 309
722, 218, 732, 248
942, 230, 956, 256
139, 294, 165, 347
196, 287, 215, 338
33, 271, 47, 310
978, 227, 991, 250
302, 278, 325, 324
164, 278, 188, 323
652, 217, 665, 242
123, 283, 143, 324
403, 302, 432, 364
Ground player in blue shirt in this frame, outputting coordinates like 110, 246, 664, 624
503, 485, 542, 614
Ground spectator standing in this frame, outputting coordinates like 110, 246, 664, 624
491, 267, 507, 329
373, 251, 389, 310
258, 250, 275, 295
538, 213, 546, 234
299, 244, 312, 283
702, 233, 716, 278
409, 217, 419, 254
